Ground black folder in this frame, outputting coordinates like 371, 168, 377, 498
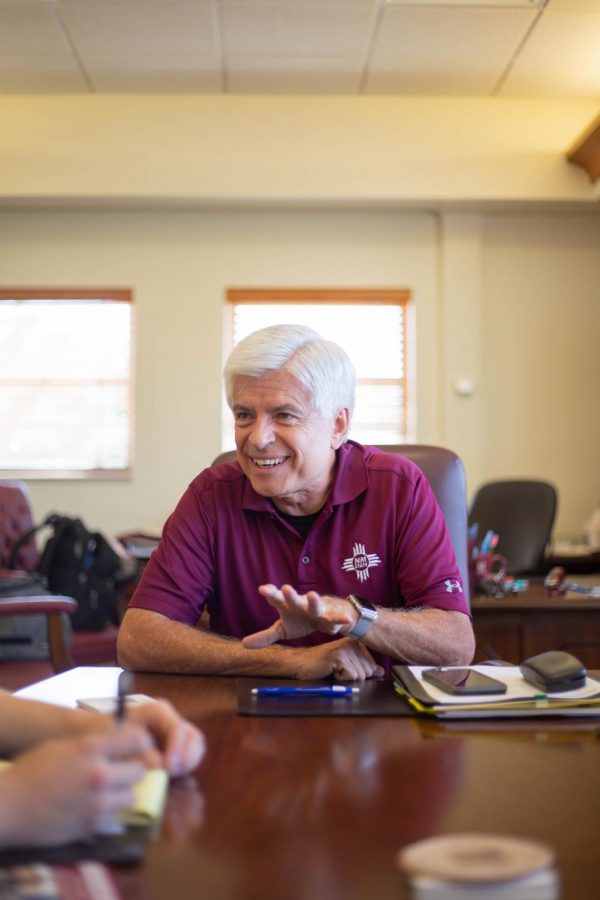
0, 833, 146, 867
237, 678, 414, 717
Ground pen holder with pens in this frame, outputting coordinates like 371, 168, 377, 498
469, 527, 509, 596
468, 536, 508, 597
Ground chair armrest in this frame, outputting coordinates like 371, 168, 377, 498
0, 595, 77, 673
0, 596, 77, 616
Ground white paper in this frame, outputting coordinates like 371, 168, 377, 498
409, 665, 600, 706
15, 666, 124, 708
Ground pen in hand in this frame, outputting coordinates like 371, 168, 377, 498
115, 670, 134, 723
251, 685, 359, 697
92, 670, 137, 838
114, 669, 162, 773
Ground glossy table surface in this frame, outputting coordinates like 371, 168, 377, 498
110, 673, 600, 900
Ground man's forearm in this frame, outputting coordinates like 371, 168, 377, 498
360, 608, 475, 666
118, 608, 309, 677
242, 586, 475, 668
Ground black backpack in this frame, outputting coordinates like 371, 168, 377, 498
11, 514, 123, 631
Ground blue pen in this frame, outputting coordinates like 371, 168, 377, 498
251, 686, 359, 697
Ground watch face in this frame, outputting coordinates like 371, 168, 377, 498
354, 595, 376, 612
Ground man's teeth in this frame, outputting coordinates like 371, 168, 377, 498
253, 457, 285, 468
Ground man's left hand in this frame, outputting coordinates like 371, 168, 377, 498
242, 583, 355, 648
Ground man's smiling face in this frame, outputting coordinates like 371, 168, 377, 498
232, 367, 348, 515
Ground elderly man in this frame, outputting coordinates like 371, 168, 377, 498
118, 324, 474, 680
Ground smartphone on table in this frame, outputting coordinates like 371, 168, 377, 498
422, 667, 507, 695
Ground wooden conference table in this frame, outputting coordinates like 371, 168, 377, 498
110, 672, 600, 900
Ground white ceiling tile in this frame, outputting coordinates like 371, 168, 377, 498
545, 0, 600, 9
0, 0, 597, 96
85, 55, 222, 92
500, 9, 600, 96
228, 55, 363, 93
385, 0, 537, 6
57, 3, 218, 56
0, 2, 71, 55
220, 0, 376, 5
220, 2, 376, 58
0, 55, 87, 91
365, 6, 537, 94
57, 0, 211, 6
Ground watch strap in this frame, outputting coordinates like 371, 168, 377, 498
346, 593, 378, 639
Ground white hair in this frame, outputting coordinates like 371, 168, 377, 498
224, 324, 356, 419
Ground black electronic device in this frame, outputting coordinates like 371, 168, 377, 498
520, 651, 587, 693
422, 667, 508, 696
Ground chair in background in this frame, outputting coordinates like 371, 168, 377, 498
212, 443, 470, 605
0, 480, 120, 690
468, 479, 557, 575
0, 595, 76, 690
375, 444, 469, 605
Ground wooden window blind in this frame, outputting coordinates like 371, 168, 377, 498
225, 288, 412, 446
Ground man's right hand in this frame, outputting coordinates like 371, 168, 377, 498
289, 638, 384, 681
0, 725, 152, 847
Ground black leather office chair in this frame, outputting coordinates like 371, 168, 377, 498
468, 479, 557, 576
375, 444, 469, 605
213, 443, 470, 605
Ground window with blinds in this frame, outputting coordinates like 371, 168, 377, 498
0, 290, 133, 477
225, 289, 413, 446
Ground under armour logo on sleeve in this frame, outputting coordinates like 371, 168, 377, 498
444, 579, 463, 593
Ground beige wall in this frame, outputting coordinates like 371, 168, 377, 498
0, 207, 438, 533
0, 95, 598, 203
1, 206, 598, 540
480, 214, 600, 541
1, 87, 598, 541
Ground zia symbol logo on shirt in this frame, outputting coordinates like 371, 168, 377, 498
342, 542, 382, 584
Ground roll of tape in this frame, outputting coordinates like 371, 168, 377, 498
397, 833, 554, 884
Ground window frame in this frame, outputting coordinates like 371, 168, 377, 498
0, 288, 134, 480
225, 287, 413, 446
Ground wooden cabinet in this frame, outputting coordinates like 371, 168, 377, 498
472, 589, 600, 667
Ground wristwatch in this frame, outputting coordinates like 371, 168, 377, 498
345, 594, 378, 639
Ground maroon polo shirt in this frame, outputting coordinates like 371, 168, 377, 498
129, 441, 468, 649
